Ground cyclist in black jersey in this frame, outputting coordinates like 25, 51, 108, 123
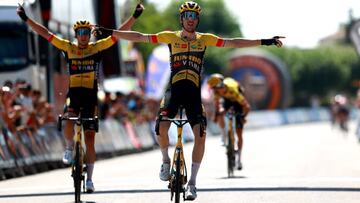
94, 1, 284, 200
17, 3, 144, 193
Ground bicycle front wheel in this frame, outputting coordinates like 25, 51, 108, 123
73, 142, 82, 202
227, 132, 235, 178
175, 148, 181, 203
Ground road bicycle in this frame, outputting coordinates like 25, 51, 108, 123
160, 106, 188, 203
57, 113, 98, 203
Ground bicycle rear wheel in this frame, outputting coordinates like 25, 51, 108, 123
174, 148, 181, 203
73, 142, 82, 203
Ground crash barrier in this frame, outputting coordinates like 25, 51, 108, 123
0, 107, 356, 180
0, 119, 157, 180
207, 107, 357, 135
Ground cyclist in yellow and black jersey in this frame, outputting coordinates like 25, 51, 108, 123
208, 73, 250, 170
94, 1, 284, 200
17, 3, 144, 193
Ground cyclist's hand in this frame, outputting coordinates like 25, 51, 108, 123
92, 25, 113, 37
132, 3, 144, 19
261, 36, 285, 47
17, 4, 28, 22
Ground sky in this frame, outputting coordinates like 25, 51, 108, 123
148, 0, 360, 48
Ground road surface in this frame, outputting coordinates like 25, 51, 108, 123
0, 122, 360, 203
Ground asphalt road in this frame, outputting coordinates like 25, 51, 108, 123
0, 121, 360, 203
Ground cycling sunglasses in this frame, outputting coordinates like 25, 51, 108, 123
213, 83, 224, 89
76, 28, 91, 36
182, 11, 199, 19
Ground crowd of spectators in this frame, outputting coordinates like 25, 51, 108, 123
98, 90, 159, 124
0, 79, 56, 134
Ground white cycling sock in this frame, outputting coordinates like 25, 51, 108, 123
86, 163, 94, 181
238, 149, 242, 163
161, 147, 170, 163
188, 162, 201, 186
221, 128, 227, 144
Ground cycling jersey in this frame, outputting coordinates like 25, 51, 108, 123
48, 34, 117, 90
48, 34, 116, 129
214, 77, 247, 129
214, 77, 246, 106
149, 31, 224, 87
151, 31, 224, 127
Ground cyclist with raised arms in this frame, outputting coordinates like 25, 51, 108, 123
94, 1, 284, 200
207, 73, 250, 170
16, 3, 144, 193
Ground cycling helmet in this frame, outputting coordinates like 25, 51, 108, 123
207, 73, 224, 88
73, 20, 91, 31
179, 1, 202, 14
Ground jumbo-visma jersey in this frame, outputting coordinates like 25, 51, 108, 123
149, 31, 225, 87
215, 77, 246, 105
48, 34, 117, 90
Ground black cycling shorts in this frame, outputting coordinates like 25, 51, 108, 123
65, 88, 98, 131
224, 99, 245, 129
157, 80, 205, 127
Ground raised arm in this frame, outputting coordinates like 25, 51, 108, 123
223, 36, 284, 48
16, 4, 52, 40
118, 3, 144, 31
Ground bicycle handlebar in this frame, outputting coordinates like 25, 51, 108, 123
60, 116, 98, 122
57, 114, 99, 132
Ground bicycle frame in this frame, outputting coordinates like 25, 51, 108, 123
57, 114, 98, 203
160, 107, 188, 203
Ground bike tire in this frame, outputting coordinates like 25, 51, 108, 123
227, 132, 234, 178
73, 142, 82, 203
175, 148, 181, 203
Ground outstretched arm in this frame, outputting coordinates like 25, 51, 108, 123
94, 26, 150, 43
16, 4, 52, 40
223, 36, 284, 48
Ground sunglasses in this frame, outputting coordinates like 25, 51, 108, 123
213, 82, 224, 89
76, 28, 90, 36
182, 11, 199, 19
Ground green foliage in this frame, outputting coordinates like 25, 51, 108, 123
268, 45, 360, 106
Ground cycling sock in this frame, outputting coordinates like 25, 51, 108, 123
221, 128, 226, 144
188, 162, 201, 186
161, 147, 170, 163
65, 139, 74, 150
238, 150, 242, 163
86, 163, 94, 181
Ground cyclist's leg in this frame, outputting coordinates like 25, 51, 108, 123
221, 99, 232, 144
234, 103, 245, 169
62, 92, 79, 164
156, 86, 178, 163
64, 95, 78, 150
186, 100, 206, 188
156, 86, 178, 181
84, 129, 95, 192
82, 93, 98, 191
